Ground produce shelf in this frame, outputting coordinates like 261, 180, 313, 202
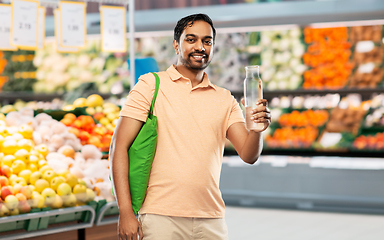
94, 200, 119, 226
0, 205, 96, 240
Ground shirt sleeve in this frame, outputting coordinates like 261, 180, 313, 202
227, 96, 245, 130
119, 73, 156, 122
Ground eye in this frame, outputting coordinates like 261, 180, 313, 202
205, 40, 212, 45
186, 38, 195, 43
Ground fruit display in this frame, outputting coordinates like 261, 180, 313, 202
259, 28, 307, 90
353, 132, 384, 150
278, 109, 329, 127
0, 118, 97, 217
325, 107, 366, 135
0, 50, 36, 92
33, 39, 130, 94
265, 126, 319, 149
349, 26, 383, 88
302, 27, 353, 89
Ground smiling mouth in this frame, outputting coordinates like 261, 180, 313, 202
190, 54, 206, 61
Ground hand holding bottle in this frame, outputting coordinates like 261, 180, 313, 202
241, 98, 271, 132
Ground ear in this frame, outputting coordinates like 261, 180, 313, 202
173, 40, 179, 55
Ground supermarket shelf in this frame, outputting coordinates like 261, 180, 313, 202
0, 205, 95, 240
232, 87, 384, 100
94, 201, 119, 226
42, 0, 384, 36
220, 156, 384, 215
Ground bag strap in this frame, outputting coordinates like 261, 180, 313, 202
149, 72, 160, 116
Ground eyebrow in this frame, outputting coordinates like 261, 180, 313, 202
185, 34, 213, 39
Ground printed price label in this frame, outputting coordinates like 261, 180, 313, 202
0, 4, 17, 50
54, 9, 78, 53
11, 0, 39, 49
100, 6, 126, 53
38, 7, 45, 49
60, 1, 86, 48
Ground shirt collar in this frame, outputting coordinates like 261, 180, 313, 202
166, 65, 217, 90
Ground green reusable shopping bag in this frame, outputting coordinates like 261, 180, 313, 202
128, 72, 160, 214
110, 72, 159, 215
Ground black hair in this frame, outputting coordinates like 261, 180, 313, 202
174, 13, 216, 43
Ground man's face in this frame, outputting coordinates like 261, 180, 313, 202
173, 20, 214, 71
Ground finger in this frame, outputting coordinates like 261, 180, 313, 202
256, 99, 268, 106
138, 226, 144, 240
241, 98, 245, 106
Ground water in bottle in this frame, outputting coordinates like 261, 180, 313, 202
244, 65, 264, 131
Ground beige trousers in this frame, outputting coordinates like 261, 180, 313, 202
138, 214, 228, 240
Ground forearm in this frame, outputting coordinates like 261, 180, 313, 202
239, 131, 263, 164
110, 143, 135, 216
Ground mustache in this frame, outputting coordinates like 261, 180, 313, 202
189, 52, 208, 58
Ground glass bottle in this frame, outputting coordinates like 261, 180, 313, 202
244, 65, 264, 131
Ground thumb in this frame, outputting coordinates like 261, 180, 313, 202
240, 98, 245, 106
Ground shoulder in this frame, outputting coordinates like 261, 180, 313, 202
139, 71, 168, 86
212, 84, 235, 99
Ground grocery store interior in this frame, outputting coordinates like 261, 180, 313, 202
1, 0, 384, 239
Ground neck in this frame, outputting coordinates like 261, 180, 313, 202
175, 64, 205, 87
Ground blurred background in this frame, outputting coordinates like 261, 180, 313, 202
0, 0, 384, 239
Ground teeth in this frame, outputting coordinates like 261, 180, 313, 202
193, 55, 203, 59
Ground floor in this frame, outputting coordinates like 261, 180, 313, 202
225, 206, 384, 240
24, 206, 384, 239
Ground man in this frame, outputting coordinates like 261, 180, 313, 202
110, 13, 271, 240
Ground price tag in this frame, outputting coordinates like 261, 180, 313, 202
0, 4, 17, 51
11, 0, 39, 50
38, 7, 45, 49
54, 9, 78, 53
60, 1, 86, 48
100, 6, 126, 53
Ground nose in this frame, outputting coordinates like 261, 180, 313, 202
194, 40, 205, 52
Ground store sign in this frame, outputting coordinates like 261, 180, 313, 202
100, 6, 126, 53
59, 1, 86, 48
38, 7, 45, 49
54, 9, 78, 53
0, 4, 17, 51
11, 0, 39, 50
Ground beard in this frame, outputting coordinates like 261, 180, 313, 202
180, 52, 212, 71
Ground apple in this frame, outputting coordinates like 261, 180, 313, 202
18, 169, 32, 184
85, 188, 96, 202
38, 159, 48, 169
15, 193, 27, 202
2, 139, 17, 155
28, 185, 35, 192
0, 176, 9, 186
50, 176, 66, 191
0, 165, 12, 178
14, 149, 29, 162
18, 124, 33, 139
39, 165, 52, 174
18, 200, 31, 213
51, 195, 63, 209
11, 177, 27, 186
4, 195, 19, 210
78, 179, 87, 187
34, 179, 49, 193
11, 160, 26, 175
30, 171, 43, 185
20, 186, 33, 199
1, 186, 13, 200
43, 170, 57, 183
0, 204, 10, 217
9, 174, 18, 182
12, 184, 23, 194
72, 184, 87, 203
17, 139, 33, 151
35, 144, 49, 158
65, 173, 78, 188
10, 207, 19, 216
1, 155, 15, 167
57, 169, 70, 178
41, 188, 56, 206
57, 183, 72, 196
28, 163, 38, 172
62, 193, 77, 207
29, 154, 39, 164
30, 192, 45, 209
